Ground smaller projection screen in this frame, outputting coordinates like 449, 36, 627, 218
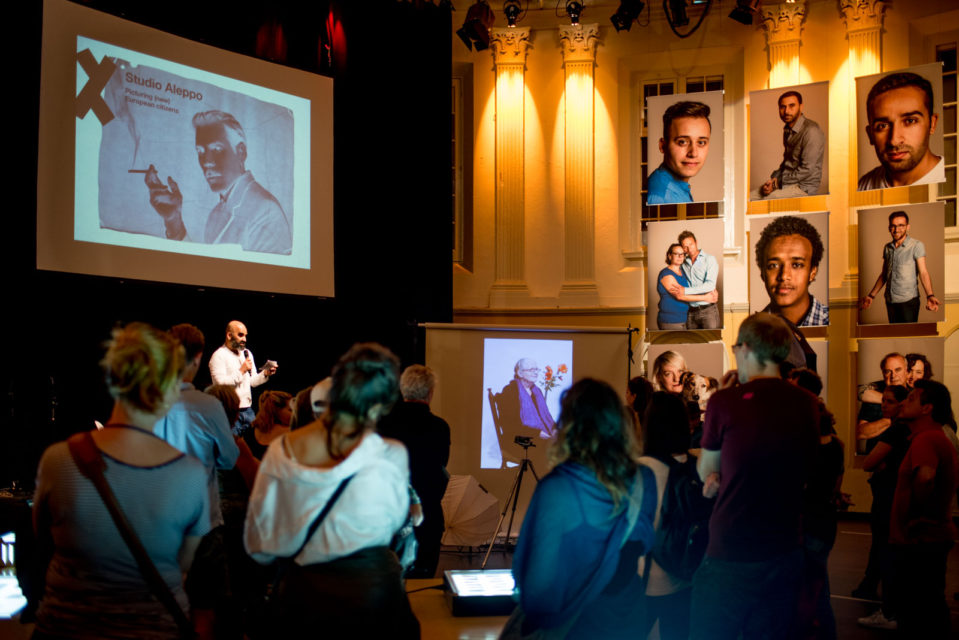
38, 0, 334, 296
425, 324, 630, 540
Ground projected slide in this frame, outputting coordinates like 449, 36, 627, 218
481, 338, 573, 469
76, 36, 308, 266
38, 0, 333, 297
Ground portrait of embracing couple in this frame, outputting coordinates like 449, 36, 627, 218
649, 221, 723, 332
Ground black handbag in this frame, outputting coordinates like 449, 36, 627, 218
391, 484, 420, 575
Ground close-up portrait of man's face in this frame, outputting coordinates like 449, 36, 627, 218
196, 122, 246, 193
778, 94, 802, 125
660, 116, 711, 180
866, 84, 938, 177
761, 233, 817, 314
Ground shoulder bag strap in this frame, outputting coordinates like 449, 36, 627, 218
67, 432, 195, 639
290, 474, 355, 561
264, 474, 356, 602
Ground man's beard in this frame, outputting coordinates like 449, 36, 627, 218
881, 142, 926, 174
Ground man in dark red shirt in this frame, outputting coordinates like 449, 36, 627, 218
691, 313, 820, 640
888, 379, 958, 637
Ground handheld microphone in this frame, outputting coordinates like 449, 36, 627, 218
243, 349, 252, 376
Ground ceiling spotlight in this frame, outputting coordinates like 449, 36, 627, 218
728, 0, 760, 25
610, 0, 644, 32
565, 0, 584, 25
504, 0, 522, 27
456, 1, 495, 51
667, 0, 689, 27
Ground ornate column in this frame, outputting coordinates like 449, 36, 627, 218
559, 23, 600, 303
841, 0, 886, 286
760, 2, 806, 88
840, 0, 886, 75
489, 27, 532, 306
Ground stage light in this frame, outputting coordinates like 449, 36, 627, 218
728, 0, 759, 25
503, 0, 522, 27
565, 0, 583, 25
456, 0, 495, 51
610, 0, 644, 32
667, 0, 689, 27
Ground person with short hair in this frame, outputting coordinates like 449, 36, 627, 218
208, 320, 277, 434
887, 379, 958, 637
647, 101, 712, 204
154, 323, 240, 635
858, 72, 944, 190
856, 353, 908, 451
156, 323, 239, 527
691, 313, 819, 640
755, 215, 828, 327
32, 323, 210, 639
753, 90, 825, 199
498, 358, 557, 441
859, 211, 940, 323
377, 365, 452, 578
144, 109, 292, 254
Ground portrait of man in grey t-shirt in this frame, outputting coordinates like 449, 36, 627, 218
859, 210, 940, 324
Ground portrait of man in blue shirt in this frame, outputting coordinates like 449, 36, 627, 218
859, 210, 941, 323
647, 101, 711, 205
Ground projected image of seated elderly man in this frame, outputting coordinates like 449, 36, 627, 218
144, 110, 292, 255
499, 358, 556, 443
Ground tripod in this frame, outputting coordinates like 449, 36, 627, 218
481, 439, 540, 569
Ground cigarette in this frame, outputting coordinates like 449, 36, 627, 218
128, 169, 150, 173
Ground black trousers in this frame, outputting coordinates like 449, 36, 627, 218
885, 297, 919, 324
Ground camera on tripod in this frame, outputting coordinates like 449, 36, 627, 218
514, 435, 534, 448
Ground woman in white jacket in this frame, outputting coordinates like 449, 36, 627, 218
244, 343, 418, 638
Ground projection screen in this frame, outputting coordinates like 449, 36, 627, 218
38, 0, 334, 297
425, 323, 631, 540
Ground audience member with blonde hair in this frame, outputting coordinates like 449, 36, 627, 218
32, 323, 210, 639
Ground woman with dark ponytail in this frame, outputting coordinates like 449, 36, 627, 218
243, 343, 419, 638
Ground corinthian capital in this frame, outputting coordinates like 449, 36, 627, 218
760, 1, 806, 44
490, 27, 532, 66
839, 0, 887, 34
559, 23, 600, 64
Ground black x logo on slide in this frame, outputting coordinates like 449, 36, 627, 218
76, 49, 116, 125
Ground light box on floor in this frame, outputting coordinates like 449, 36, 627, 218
443, 569, 516, 617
